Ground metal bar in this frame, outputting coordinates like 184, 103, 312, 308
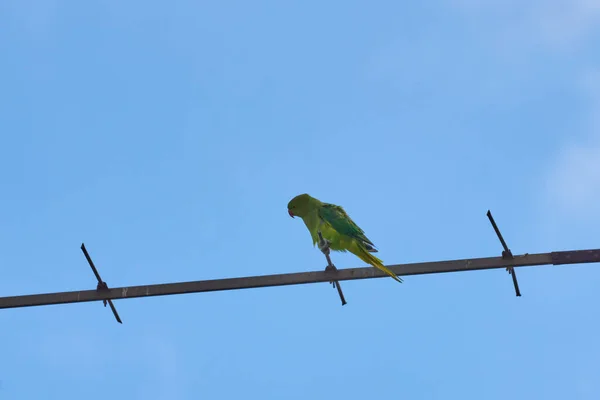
318, 231, 347, 306
0, 248, 598, 310
333, 279, 347, 305
106, 300, 122, 323
80, 243, 122, 324
81, 243, 103, 283
552, 249, 600, 265
486, 211, 510, 254
487, 210, 521, 296
509, 268, 521, 296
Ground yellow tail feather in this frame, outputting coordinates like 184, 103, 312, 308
353, 245, 403, 283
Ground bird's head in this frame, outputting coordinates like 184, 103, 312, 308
287, 193, 313, 218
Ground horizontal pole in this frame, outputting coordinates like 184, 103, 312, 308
0, 249, 599, 310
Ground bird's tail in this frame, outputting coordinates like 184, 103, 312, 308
354, 245, 403, 283
364, 243, 378, 253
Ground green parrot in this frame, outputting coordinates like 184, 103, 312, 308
287, 193, 402, 283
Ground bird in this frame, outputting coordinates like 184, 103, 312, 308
287, 193, 402, 283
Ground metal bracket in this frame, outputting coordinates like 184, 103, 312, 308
80, 243, 122, 323
486, 210, 522, 297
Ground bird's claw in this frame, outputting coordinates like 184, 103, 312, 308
317, 233, 331, 255
325, 264, 337, 286
317, 231, 341, 289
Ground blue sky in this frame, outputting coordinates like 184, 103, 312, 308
1, 0, 600, 398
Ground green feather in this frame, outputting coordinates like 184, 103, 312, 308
318, 204, 376, 249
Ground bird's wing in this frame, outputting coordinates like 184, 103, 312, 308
318, 203, 377, 250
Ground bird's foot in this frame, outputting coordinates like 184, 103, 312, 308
325, 264, 337, 272
317, 231, 331, 255
325, 264, 338, 287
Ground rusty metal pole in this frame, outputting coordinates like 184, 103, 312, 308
0, 248, 598, 311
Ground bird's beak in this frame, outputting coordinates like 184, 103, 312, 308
288, 209, 295, 218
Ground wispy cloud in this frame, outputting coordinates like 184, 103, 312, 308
535, 0, 600, 49
451, 0, 600, 50
452, 0, 600, 220
543, 69, 600, 220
